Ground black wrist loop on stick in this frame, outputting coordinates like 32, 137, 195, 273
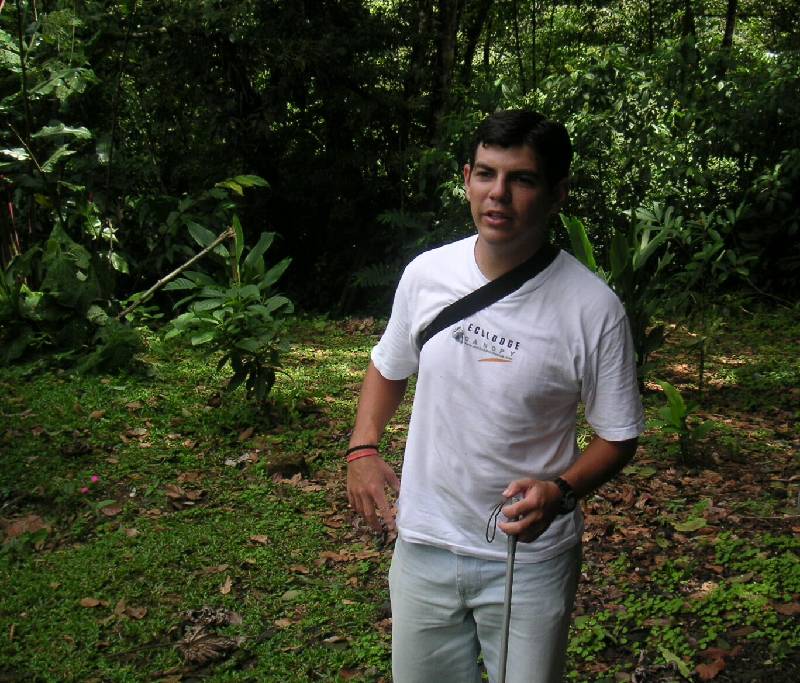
346, 444, 379, 457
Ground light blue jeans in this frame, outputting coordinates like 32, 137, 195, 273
389, 537, 581, 683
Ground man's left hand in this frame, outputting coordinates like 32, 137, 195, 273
497, 478, 562, 543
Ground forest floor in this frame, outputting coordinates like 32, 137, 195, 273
1, 300, 798, 682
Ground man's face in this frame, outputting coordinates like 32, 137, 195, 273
463, 143, 566, 255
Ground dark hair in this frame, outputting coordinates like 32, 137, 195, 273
470, 109, 572, 187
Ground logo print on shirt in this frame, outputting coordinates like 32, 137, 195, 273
451, 323, 519, 362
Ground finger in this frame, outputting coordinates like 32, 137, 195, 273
363, 490, 389, 532
385, 467, 401, 493
502, 477, 535, 499
377, 501, 396, 531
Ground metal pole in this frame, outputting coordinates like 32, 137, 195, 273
498, 531, 518, 683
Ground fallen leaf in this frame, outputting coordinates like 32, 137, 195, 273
274, 618, 293, 629
198, 564, 229, 576
183, 607, 242, 627
80, 597, 101, 608
125, 401, 143, 411
290, 565, 310, 574
220, 576, 233, 595
124, 528, 140, 538
177, 626, 241, 664
775, 602, 800, 616
164, 484, 186, 499
281, 589, 302, 601
101, 504, 122, 517
177, 471, 203, 484
89, 410, 106, 419
672, 517, 707, 532
2, 514, 49, 540
323, 635, 347, 644
696, 658, 726, 680
249, 535, 269, 545
126, 606, 147, 620
238, 427, 255, 442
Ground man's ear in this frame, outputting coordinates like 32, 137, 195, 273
551, 177, 569, 213
463, 163, 472, 200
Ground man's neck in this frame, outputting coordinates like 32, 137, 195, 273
474, 234, 546, 280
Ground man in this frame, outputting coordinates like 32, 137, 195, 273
346, 110, 644, 683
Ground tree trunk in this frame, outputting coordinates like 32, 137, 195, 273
531, 0, 538, 94
430, 0, 461, 144
511, 0, 527, 94
400, 0, 434, 151
722, 0, 738, 49
717, 0, 738, 78
459, 0, 494, 89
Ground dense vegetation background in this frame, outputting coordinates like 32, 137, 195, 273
2, 2, 799, 681
2, 1, 799, 329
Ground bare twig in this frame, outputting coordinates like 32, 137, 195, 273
116, 227, 234, 320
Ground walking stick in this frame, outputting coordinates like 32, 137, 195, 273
487, 497, 521, 683
498, 529, 518, 683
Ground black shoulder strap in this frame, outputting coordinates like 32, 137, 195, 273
417, 243, 560, 350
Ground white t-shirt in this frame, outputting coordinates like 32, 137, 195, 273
372, 235, 645, 563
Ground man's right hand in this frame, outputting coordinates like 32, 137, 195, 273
347, 455, 400, 532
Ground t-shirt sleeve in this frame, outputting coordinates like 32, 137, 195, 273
370, 264, 420, 380
581, 314, 645, 441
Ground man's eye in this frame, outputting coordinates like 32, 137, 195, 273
516, 176, 536, 185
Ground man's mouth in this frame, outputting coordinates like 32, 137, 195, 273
484, 211, 511, 225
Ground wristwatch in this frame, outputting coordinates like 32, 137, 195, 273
553, 477, 577, 515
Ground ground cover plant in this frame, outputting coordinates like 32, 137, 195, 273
1, 304, 798, 682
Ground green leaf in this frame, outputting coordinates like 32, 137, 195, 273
609, 230, 629, 280
164, 277, 197, 291
658, 646, 692, 678
190, 330, 216, 345
623, 464, 657, 478
0, 147, 30, 161
243, 232, 275, 277
672, 517, 707, 532
263, 295, 292, 315
235, 284, 259, 301
41, 145, 76, 172
657, 380, 687, 416
191, 298, 225, 312
215, 179, 243, 195
260, 257, 291, 289
109, 253, 129, 274
233, 215, 245, 265
32, 123, 92, 140
86, 305, 108, 325
234, 338, 261, 353
560, 214, 597, 272
231, 174, 269, 188
187, 221, 216, 249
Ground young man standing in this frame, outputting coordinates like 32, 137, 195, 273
346, 110, 644, 683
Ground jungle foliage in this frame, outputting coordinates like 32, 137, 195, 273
1, 0, 799, 369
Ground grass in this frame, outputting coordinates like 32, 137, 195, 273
1, 302, 799, 681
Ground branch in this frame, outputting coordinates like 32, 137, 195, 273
117, 227, 234, 320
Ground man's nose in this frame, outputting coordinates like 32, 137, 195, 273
488, 175, 511, 201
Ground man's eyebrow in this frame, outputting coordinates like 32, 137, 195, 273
472, 162, 542, 178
